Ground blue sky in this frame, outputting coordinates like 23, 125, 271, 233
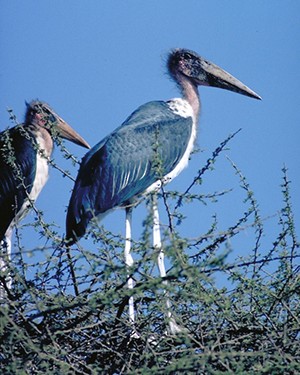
1, 1, 299, 269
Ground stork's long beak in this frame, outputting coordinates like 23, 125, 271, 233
200, 59, 261, 100
56, 118, 90, 149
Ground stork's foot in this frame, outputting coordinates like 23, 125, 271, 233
129, 328, 140, 340
168, 317, 185, 335
167, 317, 187, 335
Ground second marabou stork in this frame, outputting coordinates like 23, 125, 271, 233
66, 48, 261, 333
0, 100, 90, 298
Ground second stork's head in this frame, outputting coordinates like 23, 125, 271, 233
25, 100, 90, 149
167, 48, 261, 100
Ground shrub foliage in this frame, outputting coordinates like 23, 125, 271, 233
0, 127, 299, 374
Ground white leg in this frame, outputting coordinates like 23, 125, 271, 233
152, 195, 182, 334
0, 233, 12, 300
152, 196, 166, 278
125, 207, 135, 324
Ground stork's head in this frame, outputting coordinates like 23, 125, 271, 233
168, 48, 261, 100
25, 101, 90, 149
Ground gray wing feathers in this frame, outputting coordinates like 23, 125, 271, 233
66, 101, 193, 242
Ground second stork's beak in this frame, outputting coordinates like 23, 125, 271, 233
26, 100, 91, 149
56, 117, 90, 149
199, 58, 261, 100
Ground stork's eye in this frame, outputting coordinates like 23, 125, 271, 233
181, 52, 196, 64
37, 106, 57, 122
33, 105, 44, 114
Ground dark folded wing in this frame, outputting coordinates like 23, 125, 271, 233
0, 126, 36, 238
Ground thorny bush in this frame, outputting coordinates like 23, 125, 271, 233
0, 124, 299, 374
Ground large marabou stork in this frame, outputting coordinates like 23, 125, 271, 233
66, 48, 261, 333
0, 100, 90, 298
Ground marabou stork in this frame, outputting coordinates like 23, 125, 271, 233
0, 100, 90, 298
66, 49, 261, 333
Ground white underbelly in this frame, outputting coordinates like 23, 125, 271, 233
28, 151, 49, 202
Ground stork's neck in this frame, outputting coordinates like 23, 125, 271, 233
28, 124, 54, 157
177, 75, 200, 121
